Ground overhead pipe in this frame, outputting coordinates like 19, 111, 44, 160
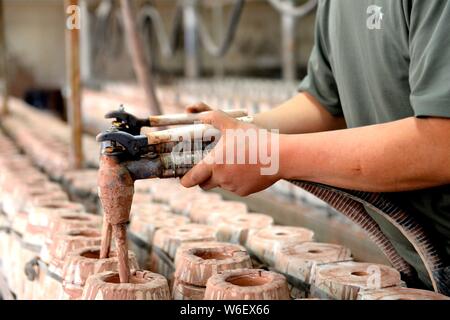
268, 0, 318, 81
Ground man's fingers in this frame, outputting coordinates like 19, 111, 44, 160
180, 160, 213, 188
185, 102, 212, 114
199, 177, 219, 191
199, 110, 240, 131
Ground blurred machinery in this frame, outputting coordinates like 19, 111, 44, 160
84, 0, 317, 81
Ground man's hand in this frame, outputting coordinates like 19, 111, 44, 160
185, 93, 346, 134
185, 102, 213, 114
180, 110, 282, 197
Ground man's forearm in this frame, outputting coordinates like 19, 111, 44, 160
280, 117, 450, 192
253, 92, 346, 134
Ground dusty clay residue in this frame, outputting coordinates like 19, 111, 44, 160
98, 155, 134, 226
104, 274, 150, 285
357, 286, 450, 300
81, 249, 102, 259
204, 269, 290, 300
246, 226, 315, 265
62, 215, 90, 221
226, 274, 271, 287
98, 155, 135, 283
193, 248, 234, 261
81, 270, 171, 300
62, 247, 139, 299
68, 230, 101, 238
112, 224, 131, 283
174, 244, 252, 288
48, 228, 102, 265
311, 261, 402, 300
351, 271, 369, 277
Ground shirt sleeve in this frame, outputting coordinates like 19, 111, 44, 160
409, 0, 450, 118
298, 1, 342, 117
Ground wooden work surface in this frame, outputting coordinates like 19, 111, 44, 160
215, 188, 391, 266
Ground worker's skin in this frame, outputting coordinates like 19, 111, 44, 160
180, 95, 450, 197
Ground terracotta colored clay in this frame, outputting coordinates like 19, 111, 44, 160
113, 224, 131, 283
175, 243, 252, 287
173, 242, 237, 266
46, 228, 102, 267
24, 190, 69, 212
131, 192, 153, 205
23, 201, 85, 249
151, 224, 217, 279
172, 278, 206, 300
5, 179, 62, 217
190, 200, 248, 224
211, 213, 274, 245
153, 224, 218, 260
274, 242, 352, 284
204, 269, 290, 300
169, 192, 222, 216
129, 213, 189, 269
27, 200, 85, 230
100, 215, 112, 260
129, 213, 189, 242
150, 179, 193, 204
27, 228, 102, 299
47, 212, 102, 238
310, 261, 402, 300
357, 286, 450, 300
62, 169, 99, 213
246, 226, 314, 266
130, 203, 173, 221
81, 270, 171, 300
62, 246, 139, 300
98, 155, 135, 283
98, 155, 134, 225
134, 179, 158, 194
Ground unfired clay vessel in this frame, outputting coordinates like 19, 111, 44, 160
246, 226, 314, 266
211, 213, 274, 245
190, 201, 248, 224
204, 269, 290, 300
274, 242, 352, 284
310, 261, 402, 300
175, 243, 252, 287
357, 286, 450, 300
62, 246, 139, 299
81, 270, 171, 300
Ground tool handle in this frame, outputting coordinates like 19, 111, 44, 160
126, 151, 207, 180
146, 116, 254, 144
148, 109, 248, 127
159, 152, 204, 178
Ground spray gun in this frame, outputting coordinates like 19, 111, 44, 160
96, 107, 249, 283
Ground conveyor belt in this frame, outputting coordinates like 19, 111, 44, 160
290, 180, 449, 295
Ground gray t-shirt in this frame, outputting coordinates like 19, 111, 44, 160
299, 0, 450, 267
